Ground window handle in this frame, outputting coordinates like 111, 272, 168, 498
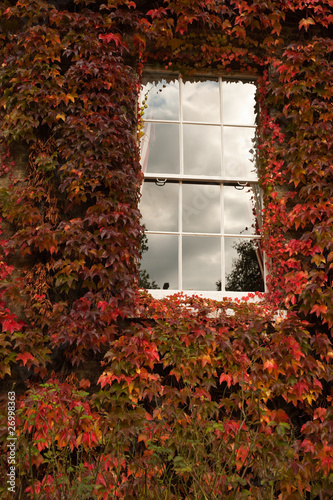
155, 179, 167, 186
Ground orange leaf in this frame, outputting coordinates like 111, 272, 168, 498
310, 304, 327, 317
263, 359, 278, 373
299, 17, 315, 31
79, 379, 91, 389
313, 407, 326, 422
219, 373, 232, 388
16, 352, 35, 366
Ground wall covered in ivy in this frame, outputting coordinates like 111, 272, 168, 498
0, 1, 332, 497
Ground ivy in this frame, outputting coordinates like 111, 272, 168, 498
0, 0, 332, 497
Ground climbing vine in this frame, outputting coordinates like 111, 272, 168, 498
0, 0, 332, 497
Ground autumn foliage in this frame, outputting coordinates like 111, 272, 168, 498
0, 0, 332, 498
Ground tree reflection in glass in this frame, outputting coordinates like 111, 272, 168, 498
139, 76, 262, 293
224, 238, 264, 292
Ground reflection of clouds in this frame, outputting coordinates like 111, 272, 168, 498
184, 124, 221, 176
141, 183, 178, 232
141, 234, 178, 289
139, 77, 260, 291
183, 184, 220, 233
144, 123, 180, 174
222, 82, 256, 125
141, 80, 179, 121
224, 185, 256, 235
183, 236, 221, 290
224, 127, 256, 178
141, 80, 256, 125
183, 80, 220, 123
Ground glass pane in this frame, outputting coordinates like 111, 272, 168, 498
182, 80, 220, 123
224, 126, 256, 179
183, 184, 220, 233
139, 234, 178, 290
182, 236, 221, 291
141, 80, 179, 121
184, 124, 221, 176
222, 81, 256, 125
141, 182, 178, 232
225, 238, 264, 292
224, 185, 256, 235
141, 123, 180, 174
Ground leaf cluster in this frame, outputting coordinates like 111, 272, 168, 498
0, 0, 332, 498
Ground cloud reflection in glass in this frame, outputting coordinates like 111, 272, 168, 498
139, 77, 263, 292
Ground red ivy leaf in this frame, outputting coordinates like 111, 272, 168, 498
99, 33, 122, 46
301, 438, 315, 454
98, 372, 112, 388
2, 317, 25, 334
79, 379, 91, 389
313, 408, 326, 422
310, 304, 327, 317
292, 381, 309, 399
219, 373, 232, 388
16, 352, 35, 366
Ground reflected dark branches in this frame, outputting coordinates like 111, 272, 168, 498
221, 239, 264, 292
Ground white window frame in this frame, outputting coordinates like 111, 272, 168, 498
139, 72, 265, 300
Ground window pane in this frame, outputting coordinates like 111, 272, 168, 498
139, 76, 262, 294
183, 236, 221, 290
222, 81, 256, 125
142, 123, 180, 174
225, 238, 264, 292
140, 234, 178, 290
183, 184, 220, 233
224, 185, 256, 235
141, 182, 178, 232
224, 126, 256, 179
182, 80, 220, 123
184, 124, 221, 176
141, 80, 179, 121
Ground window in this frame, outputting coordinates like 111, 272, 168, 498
139, 74, 264, 298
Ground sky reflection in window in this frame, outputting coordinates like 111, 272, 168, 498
141, 182, 178, 232
182, 80, 220, 123
224, 185, 256, 235
183, 236, 221, 290
222, 82, 256, 125
143, 123, 180, 174
139, 77, 263, 292
140, 234, 178, 290
183, 184, 220, 233
141, 79, 179, 121
223, 126, 256, 179
183, 124, 221, 176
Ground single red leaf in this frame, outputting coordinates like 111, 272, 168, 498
16, 352, 35, 366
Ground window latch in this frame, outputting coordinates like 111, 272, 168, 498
235, 181, 247, 190
155, 179, 167, 186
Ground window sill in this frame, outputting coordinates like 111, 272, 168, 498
142, 289, 265, 302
